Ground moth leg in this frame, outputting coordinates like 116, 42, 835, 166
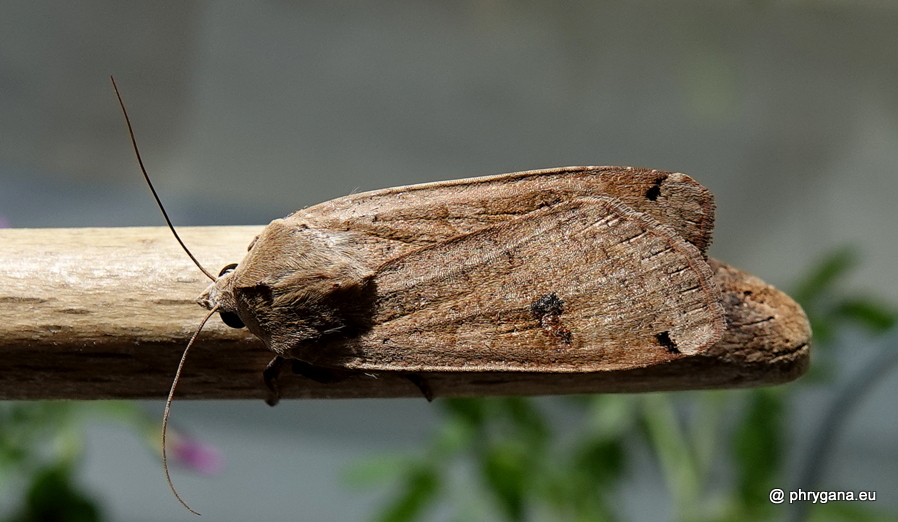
405, 374, 435, 402
290, 360, 352, 384
262, 356, 288, 407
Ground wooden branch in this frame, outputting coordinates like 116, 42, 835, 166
0, 226, 810, 400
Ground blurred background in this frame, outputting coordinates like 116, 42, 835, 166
1, 1, 897, 520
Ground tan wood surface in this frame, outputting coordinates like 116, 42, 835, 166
0, 226, 810, 401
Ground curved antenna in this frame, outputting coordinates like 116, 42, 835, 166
162, 306, 218, 516
110, 76, 216, 282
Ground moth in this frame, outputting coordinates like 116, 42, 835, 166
111, 78, 725, 515
200, 166, 726, 405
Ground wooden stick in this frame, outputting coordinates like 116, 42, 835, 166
0, 226, 810, 400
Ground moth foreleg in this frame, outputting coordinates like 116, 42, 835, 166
262, 356, 288, 407
404, 374, 435, 402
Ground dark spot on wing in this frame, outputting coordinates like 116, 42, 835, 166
530, 293, 572, 346
530, 292, 564, 316
655, 331, 679, 353
645, 177, 666, 201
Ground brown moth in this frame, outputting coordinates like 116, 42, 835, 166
111, 78, 724, 514
199, 166, 725, 404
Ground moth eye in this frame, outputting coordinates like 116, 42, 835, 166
219, 311, 246, 329
218, 263, 239, 277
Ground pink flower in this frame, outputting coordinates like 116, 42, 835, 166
169, 434, 225, 476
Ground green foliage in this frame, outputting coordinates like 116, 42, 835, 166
732, 388, 784, 519
353, 248, 898, 522
0, 403, 102, 522
793, 248, 858, 307
0, 401, 154, 522
793, 247, 896, 346
350, 396, 633, 522
9, 463, 101, 522
377, 463, 441, 522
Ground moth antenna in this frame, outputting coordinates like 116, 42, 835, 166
162, 305, 218, 517
110, 76, 216, 282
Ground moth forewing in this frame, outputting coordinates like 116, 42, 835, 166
292, 166, 716, 258
270, 195, 726, 373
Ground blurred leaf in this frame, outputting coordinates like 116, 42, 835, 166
481, 442, 530, 521
691, 391, 727, 482
793, 247, 858, 306
500, 398, 548, 448
0, 403, 76, 474
584, 395, 636, 438
572, 438, 625, 487
440, 398, 488, 429
834, 298, 897, 333
9, 462, 102, 522
806, 317, 836, 349
433, 415, 478, 457
732, 389, 784, 517
640, 394, 701, 522
791, 248, 895, 364
552, 396, 631, 522
376, 463, 440, 522
344, 454, 416, 488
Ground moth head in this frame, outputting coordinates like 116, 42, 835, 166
195, 219, 377, 359
197, 263, 245, 329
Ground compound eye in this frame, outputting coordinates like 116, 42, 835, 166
216, 263, 244, 327
218, 263, 239, 277
219, 311, 245, 329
